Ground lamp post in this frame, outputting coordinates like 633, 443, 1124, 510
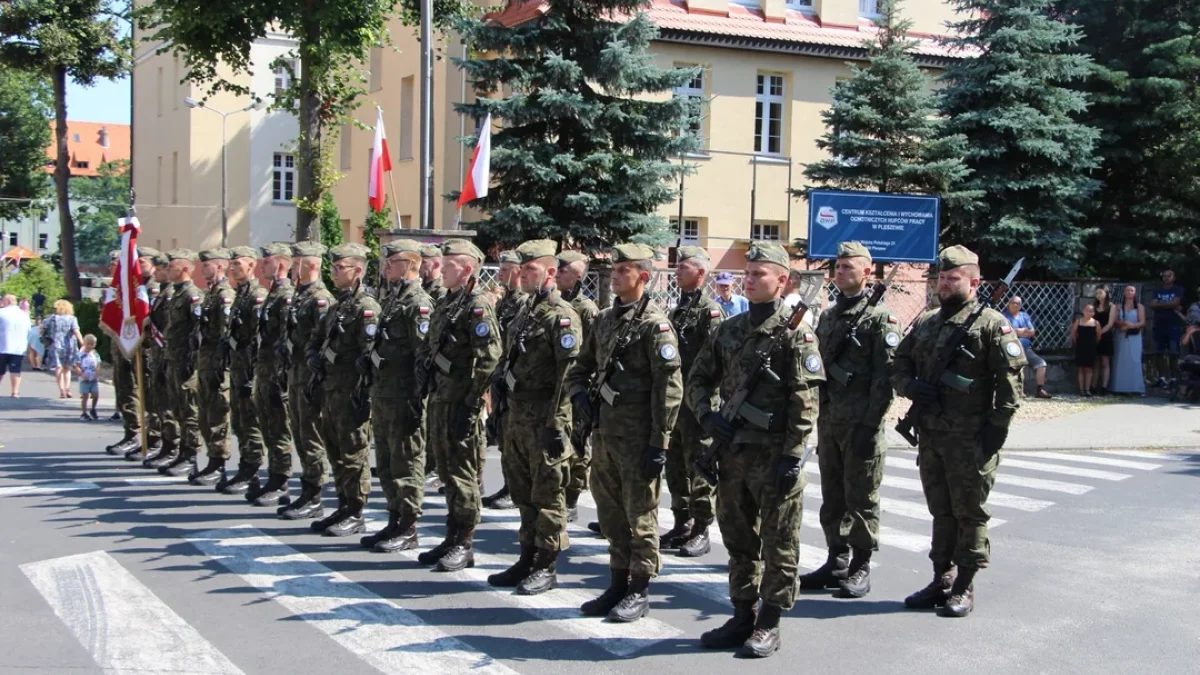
183, 97, 266, 247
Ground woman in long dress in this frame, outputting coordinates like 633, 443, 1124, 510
1111, 285, 1146, 395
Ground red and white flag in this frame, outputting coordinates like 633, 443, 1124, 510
368, 106, 392, 213
458, 113, 492, 207
100, 216, 151, 358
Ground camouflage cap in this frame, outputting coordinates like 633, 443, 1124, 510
199, 248, 231, 262
260, 243, 293, 259
419, 244, 443, 259
291, 241, 327, 258
557, 250, 589, 266
745, 242, 790, 269
515, 239, 558, 264
151, 251, 170, 266
837, 241, 872, 262
137, 246, 161, 262
442, 239, 486, 263
676, 246, 709, 264
939, 245, 979, 271
166, 248, 198, 263
329, 243, 371, 262
228, 245, 259, 260
382, 239, 422, 262
108, 250, 120, 262
498, 249, 521, 265
611, 243, 656, 263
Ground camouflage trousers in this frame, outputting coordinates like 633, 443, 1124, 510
665, 402, 716, 523
917, 427, 997, 570
112, 344, 140, 437
229, 364, 263, 460
428, 399, 483, 531
165, 359, 201, 455
196, 355, 231, 461
501, 398, 570, 552
252, 373, 293, 476
145, 348, 178, 449
565, 404, 590, 504
319, 384, 372, 506
592, 429, 661, 578
816, 419, 885, 551
373, 397, 424, 521
718, 441, 806, 610
288, 362, 328, 490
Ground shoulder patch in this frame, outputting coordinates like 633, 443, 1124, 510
710, 309, 721, 318
804, 333, 815, 343
419, 306, 430, 315
885, 332, 901, 348
365, 324, 377, 337
317, 299, 328, 308
475, 322, 490, 337
255, 296, 265, 304
418, 321, 430, 335
658, 322, 671, 332
472, 307, 485, 317
559, 317, 572, 328
1005, 341, 1023, 358
887, 315, 899, 324
191, 296, 201, 304
660, 343, 677, 361
1000, 325, 1012, 335
363, 310, 375, 318
560, 333, 577, 349
804, 354, 823, 373
223, 297, 233, 304
285, 298, 292, 305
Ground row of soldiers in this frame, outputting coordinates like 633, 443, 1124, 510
100, 237, 1023, 658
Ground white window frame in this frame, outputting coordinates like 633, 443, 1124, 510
674, 65, 706, 142
751, 222, 782, 242
274, 61, 297, 98
860, 0, 880, 17
273, 153, 296, 203
671, 217, 701, 245
7, 232, 17, 246
37, 233, 48, 250
786, 0, 814, 10
730, 0, 762, 7
755, 73, 786, 156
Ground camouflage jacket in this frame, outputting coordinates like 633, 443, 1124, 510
685, 301, 824, 458
289, 280, 334, 369
308, 283, 381, 391
816, 292, 899, 428
496, 286, 528, 340
891, 299, 1026, 432
418, 283, 502, 406
670, 289, 725, 380
371, 279, 433, 399
165, 280, 203, 364
498, 288, 582, 432
198, 278, 236, 364
423, 276, 448, 308
144, 281, 174, 355
255, 278, 295, 379
229, 279, 267, 371
565, 289, 600, 343
566, 297, 682, 449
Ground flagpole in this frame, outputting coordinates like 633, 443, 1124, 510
386, 169, 403, 231
135, 349, 148, 456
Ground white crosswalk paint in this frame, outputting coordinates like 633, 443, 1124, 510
21, 550, 244, 675
121, 476, 183, 485
189, 526, 519, 674
0, 481, 100, 496
998, 457, 1130, 481
1097, 449, 1190, 461
1017, 451, 1161, 471
797, 519, 930, 553
807, 465, 1060, 510
803, 484, 930, 522
880, 454, 1094, 495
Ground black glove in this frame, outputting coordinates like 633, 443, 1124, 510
239, 380, 254, 399
355, 354, 372, 376
408, 398, 425, 423
642, 445, 667, 479
981, 422, 1007, 457
353, 390, 371, 425
571, 392, 594, 428
851, 425, 877, 454
540, 428, 566, 460
453, 402, 481, 439
702, 412, 736, 445
774, 455, 802, 494
904, 379, 940, 405
307, 351, 323, 373
414, 361, 429, 395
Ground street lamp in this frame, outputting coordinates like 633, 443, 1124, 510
184, 97, 267, 246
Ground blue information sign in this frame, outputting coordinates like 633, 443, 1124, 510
807, 190, 940, 263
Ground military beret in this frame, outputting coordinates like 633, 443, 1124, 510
498, 250, 521, 264
515, 239, 558, 264
199, 248, 231, 262
557, 250, 589, 266
442, 239, 486, 263
137, 246, 161, 261
166, 248, 198, 263
676, 246, 709, 264
611, 243, 657, 263
151, 251, 170, 266
419, 244, 443, 259
261, 243, 293, 259
228, 246, 259, 260
329, 243, 371, 262
837, 241, 872, 262
108, 250, 120, 262
939, 245, 979, 271
382, 239, 422, 262
745, 242, 790, 268
292, 241, 327, 258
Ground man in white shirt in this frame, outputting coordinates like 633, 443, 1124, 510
783, 269, 820, 329
0, 294, 33, 397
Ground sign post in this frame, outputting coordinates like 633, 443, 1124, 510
807, 189, 941, 263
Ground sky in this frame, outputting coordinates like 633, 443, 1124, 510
67, 77, 132, 125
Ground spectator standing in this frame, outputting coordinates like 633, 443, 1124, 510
73, 335, 101, 420
42, 299, 84, 398
782, 268, 820, 329
1092, 287, 1115, 394
19, 297, 30, 313
713, 272, 749, 316
31, 289, 45, 320
1111, 285, 1146, 396
0, 294, 32, 397
1072, 305, 1099, 396
26, 321, 44, 371
1003, 296, 1052, 399
1150, 268, 1184, 387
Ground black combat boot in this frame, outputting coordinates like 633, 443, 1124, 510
279, 483, 324, 520
587, 521, 602, 536
938, 567, 976, 618
188, 457, 226, 487
374, 517, 419, 553
142, 442, 174, 468
836, 548, 872, 599
323, 499, 366, 537
310, 494, 348, 533
608, 575, 651, 623
219, 463, 259, 495
798, 547, 850, 590
105, 434, 135, 456
124, 437, 157, 461
565, 492, 580, 523
436, 528, 475, 571
418, 518, 459, 565
678, 519, 712, 557
252, 474, 291, 507
516, 548, 559, 596
362, 511, 400, 549
904, 563, 956, 610
483, 484, 514, 510
700, 600, 758, 649
580, 569, 629, 617
239, 468, 269, 500
659, 509, 693, 549
488, 543, 536, 587
741, 602, 783, 658
160, 452, 195, 477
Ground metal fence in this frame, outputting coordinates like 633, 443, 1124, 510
478, 264, 602, 301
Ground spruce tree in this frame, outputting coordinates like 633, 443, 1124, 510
939, 0, 1100, 277
453, 0, 700, 251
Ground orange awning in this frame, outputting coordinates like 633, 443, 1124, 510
2, 246, 41, 261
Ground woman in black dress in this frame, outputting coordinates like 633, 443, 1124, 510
1074, 304, 1100, 396
1092, 287, 1115, 394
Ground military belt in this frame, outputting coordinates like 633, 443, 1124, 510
938, 369, 974, 393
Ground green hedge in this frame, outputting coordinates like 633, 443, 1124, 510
74, 299, 111, 356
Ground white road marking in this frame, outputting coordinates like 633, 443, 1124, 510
807, 465, 1063, 509
1096, 449, 1190, 461
0, 481, 100, 496
1017, 451, 1161, 471
189, 526, 518, 674
21, 550, 244, 675
998, 457, 1130, 481
120, 476, 183, 485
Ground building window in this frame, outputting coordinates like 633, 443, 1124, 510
340, 121, 353, 170
755, 74, 785, 156
7, 232, 16, 246
274, 61, 296, 98
75, 161, 89, 169
399, 215, 412, 229
671, 217, 701, 245
787, 0, 814, 8
369, 47, 383, 92
674, 65, 706, 142
860, 0, 880, 16
273, 153, 296, 202
73, 133, 80, 143
730, 0, 762, 7
751, 222, 782, 241
38, 233, 48, 250
171, 152, 178, 205
399, 76, 414, 160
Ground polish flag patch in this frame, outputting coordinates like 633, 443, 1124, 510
419, 306, 431, 315
804, 333, 815, 343
190, 296, 201, 304
222, 297, 233, 304
887, 316, 899, 324
1001, 325, 1012, 335
285, 298, 292, 305
710, 309, 721, 318
658, 322, 671, 332
255, 296, 265, 304
473, 307, 485, 316
559, 318, 572, 327
317, 299, 328, 308
363, 310, 375, 318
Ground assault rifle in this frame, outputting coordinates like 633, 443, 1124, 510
895, 258, 1024, 446
418, 275, 478, 399
571, 291, 651, 454
824, 265, 899, 387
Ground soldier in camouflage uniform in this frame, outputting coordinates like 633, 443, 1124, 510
556, 250, 600, 524
799, 242, 898, 599
139, 249, 179, 466
661, 246, 724, 557
117, 247, 162, 460
420, 244, 448, 307
686, 243, 824, 658
103, 249, 143, 454
486, 240, 581, 595
891, 245, 1025, 618
415, 239, 502, 571
151, 249, 204, 472
566, 243, 682, 623
279, 242, 334, 520
358, 240, 433, 553
482, 249, 527, 510
241, 243, 296, 506
305, 243, 381, 537
216, 247, 268, 494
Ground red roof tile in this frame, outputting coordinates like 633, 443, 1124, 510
45, 121, 130, 178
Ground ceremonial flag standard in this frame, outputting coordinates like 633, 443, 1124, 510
368, 107, 392, 213
100, 217, 150, 358
457, 113, 492, 207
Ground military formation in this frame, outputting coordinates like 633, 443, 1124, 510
101, 238, 1023, 658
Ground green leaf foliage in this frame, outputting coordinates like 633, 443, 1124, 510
319, 192, 342, 288
0, 259, 67, 305
70, 160, 128, 266
363, 205, 389, 285
0, 0, 128, 83
0, 69, 54, 221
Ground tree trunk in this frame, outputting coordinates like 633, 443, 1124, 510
52, 65, 81, 301
293, 18, 323, 242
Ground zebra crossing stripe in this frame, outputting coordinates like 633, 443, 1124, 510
1017, 451, 1161, 471
21, 550, 244, 675
1096, 449, 1190, 461
189, 526, 519, 674
881, 453, 1094, 495
801, 484, 1007, 527
807, 466, 1060, 510
998, 457, 1130, 481
0, 481, 100, 496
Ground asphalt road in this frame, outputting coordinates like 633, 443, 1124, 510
2, 372, 1199, 674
